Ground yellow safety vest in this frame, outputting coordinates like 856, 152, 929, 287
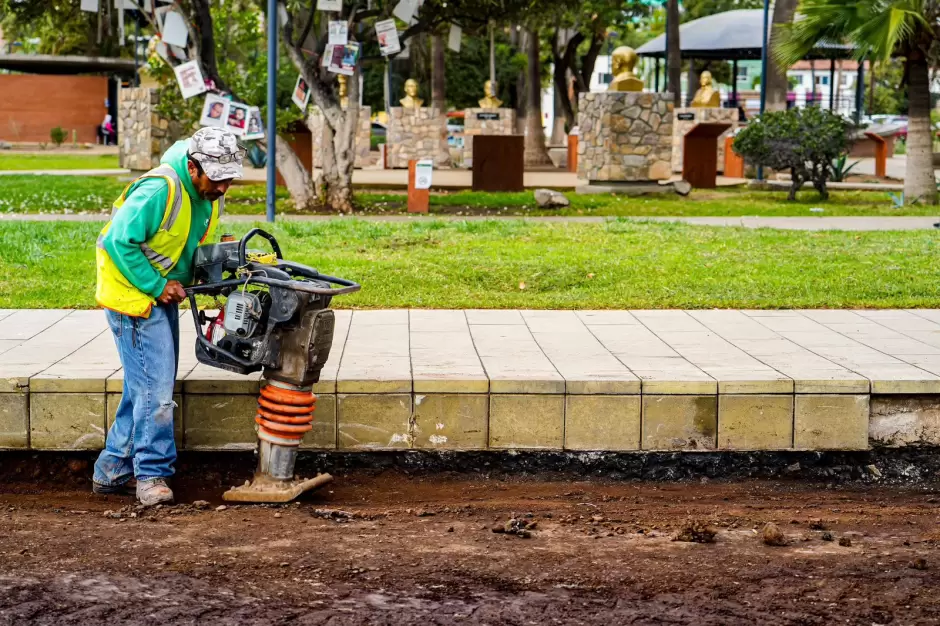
95, 165, 223, 318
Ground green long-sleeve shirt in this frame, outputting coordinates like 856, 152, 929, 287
101, 140, 214, 298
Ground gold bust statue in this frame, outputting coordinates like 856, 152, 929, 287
337, 75, 348, 109
691, 70, 720, 107
608, 46, 644, 92
400, 78, 424, 108
478, 80, 503, 108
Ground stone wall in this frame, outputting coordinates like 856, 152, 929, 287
671, 107, 739, 173
308, 107, 372, 169
119, 88, 186, 171
388, 107, 450, 168
461, 108, 516, 167
577, 92, 673, 182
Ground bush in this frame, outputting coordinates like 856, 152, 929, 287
50, 126, 67, 147
733, 107, 849, 200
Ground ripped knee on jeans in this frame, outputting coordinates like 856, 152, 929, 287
155, 400, 178, 423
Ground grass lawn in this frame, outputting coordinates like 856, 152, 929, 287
0, 153, 121, 171
0, 174, 930, 217
1, 219, 938, 309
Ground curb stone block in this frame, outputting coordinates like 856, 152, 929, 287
869, 395, 940, 447
184, 394, 258, 450
30, 393, 106, 450
300, 394, 337, 450
718, 395, 794, 450
0, 391, 28, 448
337, 394, 413, 450
565, 395, 641, 451
413, 394, 488, 450
795, 394, 869, 450
642, 395, 717, 451
489, 394, 564, 449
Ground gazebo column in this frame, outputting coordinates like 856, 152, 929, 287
655, 57, 661, 91
854, 57, 865, 123
731, 59, 738, 107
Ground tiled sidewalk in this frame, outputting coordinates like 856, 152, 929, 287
2, 309, 940, 453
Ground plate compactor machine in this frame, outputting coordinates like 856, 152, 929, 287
184, 229, 360, 503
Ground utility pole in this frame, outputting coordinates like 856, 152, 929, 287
265, 0, 277, 223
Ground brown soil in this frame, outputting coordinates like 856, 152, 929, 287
1, 468, 939, 625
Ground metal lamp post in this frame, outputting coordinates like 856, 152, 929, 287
265, 0, 278, 223
757, 0, 770, 182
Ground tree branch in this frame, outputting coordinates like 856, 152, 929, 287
296, 1, 316, 49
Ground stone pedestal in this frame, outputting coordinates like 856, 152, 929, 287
308, 107, 372, 169
118, 88, 187, 171
672, 107, 738, 173
462, 108, 516, 167
388, 107, 450, 168
577, 92, 673, 183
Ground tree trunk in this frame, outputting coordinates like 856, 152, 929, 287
513, 26, 527, 134
431, 32, 446, 110
316, 66, 361, 213
666, 0, 681, 108
765, 0, 798, 111
686, 60, 699, 107
524, 27, 552, 166
904, 57, 937, 204
270, 136, 317, 210
551, 87, 567, 144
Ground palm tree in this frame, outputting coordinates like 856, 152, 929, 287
776, 0, 939, 204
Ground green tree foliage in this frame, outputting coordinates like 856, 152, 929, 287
733, 107, 849, 200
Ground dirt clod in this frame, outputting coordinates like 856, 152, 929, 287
909, 558, 928, 570
673, 519, 717, 544
215, 505, 227, 512
809, 519, 828, 530
762, 523, 787, 547
192, 500, 210, 510
821, 531, 834, 541
839, 537, 853, 547
274, 512, 282, 519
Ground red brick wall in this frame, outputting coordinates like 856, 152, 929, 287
0, 75, 108, 143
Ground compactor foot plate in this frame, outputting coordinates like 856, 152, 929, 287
222, 473, 333, 503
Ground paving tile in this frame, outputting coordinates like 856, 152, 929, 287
0, 366, 41, 393
183, 394, 258, 450
107, 392, 182, 447
641, 395, 717, 451
183, 365, 262, 394
411, 313, 488, 393
0, 340, 23, 356
718, 395, 793, 450
337, 311, 411, 393
413, 393, 488, 449
794, 395, 868, 450
0, 391, 28, 448
489, 394, 564, 449
337, 394, 413, 449
470, 324, 563, 394
575, 311, 641, 325
300, 394, 336, 450
869, 396, 940, 447
565, 395, 640, 451
0, 310, 71, 341
465, 310, 524, 325
30, 392, 106, 450
2, 312, 107, 368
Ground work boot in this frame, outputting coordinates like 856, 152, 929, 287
136, 478, 174, 506
92, 479, 137, 496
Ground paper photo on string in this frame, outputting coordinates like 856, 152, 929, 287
199, 94, 229, 128
375, 19, 401, 56
173, 60, 207, 99
245, 107, 265, 141
291, 75, 311, 110
329, 21, 348, 45
226, 102, 250, 136
328, 42, 359, 76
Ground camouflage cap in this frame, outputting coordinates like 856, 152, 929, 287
188, 127, 244, 181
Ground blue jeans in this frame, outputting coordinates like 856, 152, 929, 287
93, 303, 180, 485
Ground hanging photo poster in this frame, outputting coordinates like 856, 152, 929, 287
245, 107, 265, 141
292, 76, 311, 110
322, 44, 334, 67
173, 61, 207, 99
81, 0, 99, 12
327, 42, 359, 76
392, 0, 417, 23
448, 24, 462, 53
329, 21, 348, 45
316, 0, 342, 10
162, 11, 189, 48
225, 102, 250, 137
200, 94, 229, 128
375, 19, 401, 56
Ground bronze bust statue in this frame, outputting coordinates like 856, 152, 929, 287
478, 80, 503, 108
608, 46, 644, 92
691, 70, 720, 108
399, 78, 424, 108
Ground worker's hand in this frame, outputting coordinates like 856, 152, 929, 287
157, 280, 187, 305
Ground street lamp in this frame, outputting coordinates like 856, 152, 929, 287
757, 0, 770, 181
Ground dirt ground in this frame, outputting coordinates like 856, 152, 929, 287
1, 455, 939, 625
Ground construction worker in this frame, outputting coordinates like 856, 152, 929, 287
92, 127, 243, 506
